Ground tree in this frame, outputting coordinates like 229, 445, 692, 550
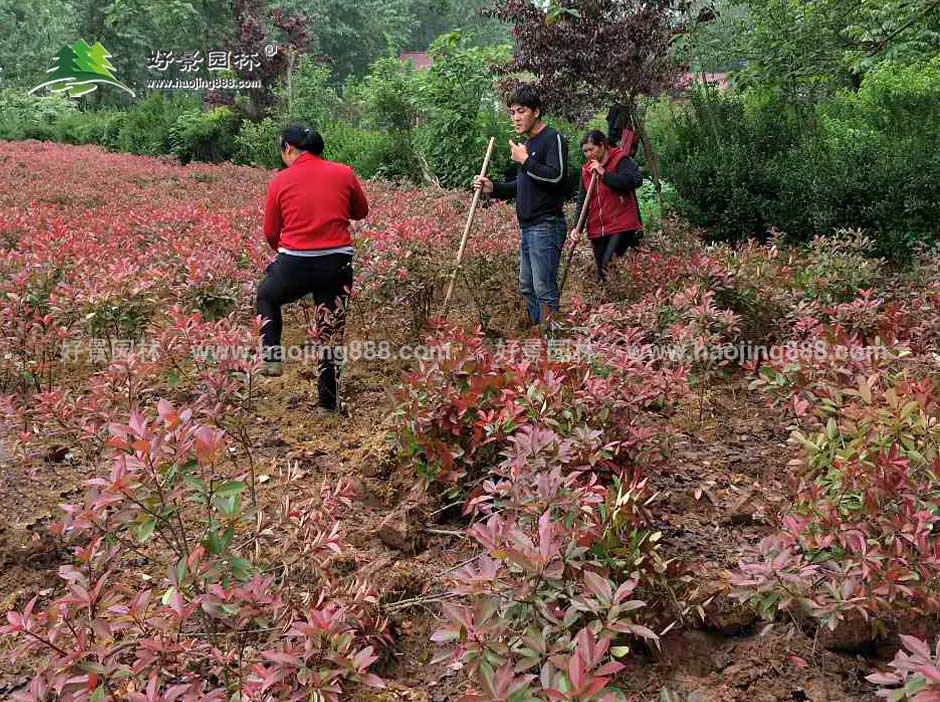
357, 56, 419, 133
487, 0, 679, 123
0, 0, 79, 89
485, 0, 677, 209
404, 0, 511, 50
297, 0, 417, 80
418, 31, 513, 187
275, 54, 338, 126
232, 0, 310, 118
675, 0, 940, 96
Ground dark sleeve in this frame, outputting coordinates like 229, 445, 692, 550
491, 179, 517, 200
601, 157, 642, 192
521, 131, 566, 186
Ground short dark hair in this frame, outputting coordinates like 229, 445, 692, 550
507, 85, 542, 117
279, 123, 324, 156
581, 130, 609, 147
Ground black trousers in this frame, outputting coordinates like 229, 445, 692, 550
256, 253, 352, 409
590, 230, 642, 281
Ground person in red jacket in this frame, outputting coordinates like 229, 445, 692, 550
570, 130, 643, 281
256, 123, 369, 412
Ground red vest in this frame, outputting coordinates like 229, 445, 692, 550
581, 147, 642, 238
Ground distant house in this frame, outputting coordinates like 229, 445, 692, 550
398, 51, 433, 70
678, 71, 729, 91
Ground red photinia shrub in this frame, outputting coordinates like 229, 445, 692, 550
607, 228, 890, 349
1, 308, 264, 476
747, 320, 908, 426
730, 247, 940, 641
0, 141, 522, 376
0, 296, 70, 395
905, 283, 940, 354
665, 285, 742, 398
732, 373, 940, 629
867, 635, 940, 701
432, 427, 666, 701
796, 230, 883, 304
392, 321, 686, 487
389, 310, 687, 699
605, 243, 732, 304
351, 194, 518, 334
14, 140, 937, 702
820, 289, 905, 345
2, 399, 388, 701
0, 141, 534, 700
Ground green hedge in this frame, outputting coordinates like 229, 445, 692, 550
235, 117, 281, 169
660, 57, 940, 259
169, 106, 242, 164
118, 93, 201, 156
56, 109, 126, 148
0, 88, 76, 140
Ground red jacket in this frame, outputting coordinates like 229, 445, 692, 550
579, 146, 643, 238
263, 151, 369, 251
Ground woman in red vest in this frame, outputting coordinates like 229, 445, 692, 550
570, 130, 643, 281
257, 123, 369, 412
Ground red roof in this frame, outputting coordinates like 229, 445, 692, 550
678, 71, 729, 90
398, 51, 433, 70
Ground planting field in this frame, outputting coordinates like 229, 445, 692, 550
4, 140, 940, 701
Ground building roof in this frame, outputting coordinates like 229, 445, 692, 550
398, 51, 433, 70
678, 71, 729, 90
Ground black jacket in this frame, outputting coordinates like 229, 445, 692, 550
491, 125, 569, 227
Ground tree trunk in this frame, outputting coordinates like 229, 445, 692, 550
634, 106, 664, 214
286, 48, 295, 118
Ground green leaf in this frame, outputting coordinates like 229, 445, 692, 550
216, 480, 247, 497
136, 518, 156, 543
230, 557, 254, 580
161, 586, 177, 605
213, 481, 246, 517
214, 494, 238, 517
205, 529, 223, 555
221, 526, 234, 551
183, 474, 206, 492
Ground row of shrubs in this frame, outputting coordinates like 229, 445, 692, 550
650, 56, 940, 259
0, 89, 237, 164
0, 33, 526, 189
0, 86, 447, 174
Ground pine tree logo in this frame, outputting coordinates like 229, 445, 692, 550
29, 39, 136, 98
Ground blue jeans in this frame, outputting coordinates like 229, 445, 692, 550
519, 215, 567, 325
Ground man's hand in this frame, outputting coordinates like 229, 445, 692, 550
569, 227, 583, 244
588, 160, 605, 177
473, 175, 493, 194
509, 139, 529, 164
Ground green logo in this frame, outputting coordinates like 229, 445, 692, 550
29, 39, 135, 98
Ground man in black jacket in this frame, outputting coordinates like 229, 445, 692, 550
474, 86, 569, 327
